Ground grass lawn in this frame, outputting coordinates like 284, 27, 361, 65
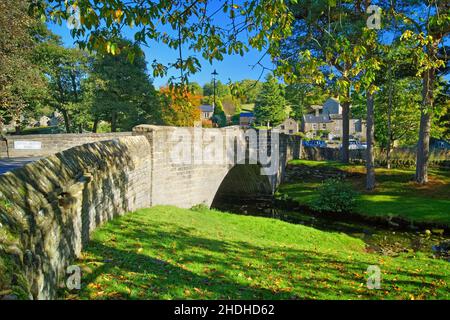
279, 160, 450, 226
63, 206, 449, 300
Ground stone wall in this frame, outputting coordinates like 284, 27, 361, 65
0, 125, 302, 300
0, 132, 132, 158
0, 136, 151, 299
300, 146, 450, 168
133, 125, 302, 208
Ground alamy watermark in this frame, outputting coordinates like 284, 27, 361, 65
66, 265, 81, 290
366, 265, 381, 289
66, 5, 81, 30
168, 127, 280, 176
366, 5, 381, 30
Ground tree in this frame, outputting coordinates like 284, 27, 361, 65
35, 0, 295, 86
203, 80, 230, 98
88, 39, 161, 132
188, 82, 203, 96
232, 80, 263, 105
34, 39, 89, 133
254, 75, 287, 127
285, 83, 328, 121
396, 0, 450, 184
160, 87, 201, 127
279, 1, 369, 163
374, 78, 422, 150
0, 0, 48, 133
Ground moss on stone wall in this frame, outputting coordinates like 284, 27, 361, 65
0, 136, 152, 299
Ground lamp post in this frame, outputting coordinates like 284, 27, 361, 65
211, 69, 218, 111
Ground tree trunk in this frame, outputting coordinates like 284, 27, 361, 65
366, 91, 376, 190
341, 101, 350, 163
92, 117, 99, 133
386, 69, 393, 169
111, 112, 117, 132
62, 109, 71, 133
415, 68, 434, 184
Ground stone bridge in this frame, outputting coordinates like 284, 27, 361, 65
0, 125, 301, 299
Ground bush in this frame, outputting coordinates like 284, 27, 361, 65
190, 203, 209, 212
311, 178, 358, 213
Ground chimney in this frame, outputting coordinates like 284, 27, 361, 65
315, 108, 320, 117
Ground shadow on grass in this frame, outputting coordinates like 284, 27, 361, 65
72, 217, 447, 300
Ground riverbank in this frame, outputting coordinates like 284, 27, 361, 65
61, 206, 449, 300
278, 160, 450, 226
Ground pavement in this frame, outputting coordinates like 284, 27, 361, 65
0, 157, 41, 175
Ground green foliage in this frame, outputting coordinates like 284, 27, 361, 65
87, 38, 161, 131
285, 83, 328, 121
254, 74, 287, 126
35, 0, 296, 86
34, 36, 90, 132
312, 178, 358, 213
281, 160, 450, 225
203, 80, 231, 98
373, 77, 422, 147
190, 203, 209, 212
0, 0, 48, 133
232, 80, 263, 104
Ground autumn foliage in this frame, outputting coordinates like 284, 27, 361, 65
159, 86, 201, 127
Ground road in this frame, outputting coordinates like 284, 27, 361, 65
0, 157, 41, 175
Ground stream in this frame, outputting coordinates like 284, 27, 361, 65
212, 198, 450, 262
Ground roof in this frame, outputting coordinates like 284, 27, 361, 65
198, 105, 214, 112
303, 115, 332, 123
323, 97, 341, 115
240, 112, 255, 118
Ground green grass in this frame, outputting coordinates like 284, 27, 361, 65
64, 206, 449, 300
280, 160, 450, 225
241, 104, 255, 112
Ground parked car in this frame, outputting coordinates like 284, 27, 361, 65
340, 140, 366, 150
303, 140, 327, 148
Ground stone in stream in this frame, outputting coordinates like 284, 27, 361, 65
431, 229, 445, 236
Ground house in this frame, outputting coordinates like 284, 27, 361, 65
38, 115, 51, 127
49, 111, 64, 127
301, 98, 366, 141
431, 138, 450, 150
198, 105, 214, 121
275, 118, 299, 134
239, 112, 256, 128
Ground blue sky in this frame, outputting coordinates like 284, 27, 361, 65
48, 21, 274, 89
48, 1, 449, 88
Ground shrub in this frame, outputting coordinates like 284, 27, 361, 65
311, 178, 358, 213
190, 203, 209, 212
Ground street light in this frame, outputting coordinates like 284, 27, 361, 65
211, 69, 218, 111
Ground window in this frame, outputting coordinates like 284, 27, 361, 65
281, 125, 285, 130
322, 123, 327, 129
289, 130, 293, 134
312, 124, 318, 130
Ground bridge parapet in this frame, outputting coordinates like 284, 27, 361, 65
0, 125, 301, 300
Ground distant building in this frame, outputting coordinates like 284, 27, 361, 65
430, 138, 450, 150
39, 116, 51, 127
49, 111, 63, 127
198, 105, 214, 121
301, 98, 366, 141
239, 112, 256, 128
275, 118, 299, 135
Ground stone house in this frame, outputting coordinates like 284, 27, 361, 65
239, 112, 256, 128
301, 98, 366, 141
39, 116, 51, 127
198, 105, 214, 120
275, 118, 299, 134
